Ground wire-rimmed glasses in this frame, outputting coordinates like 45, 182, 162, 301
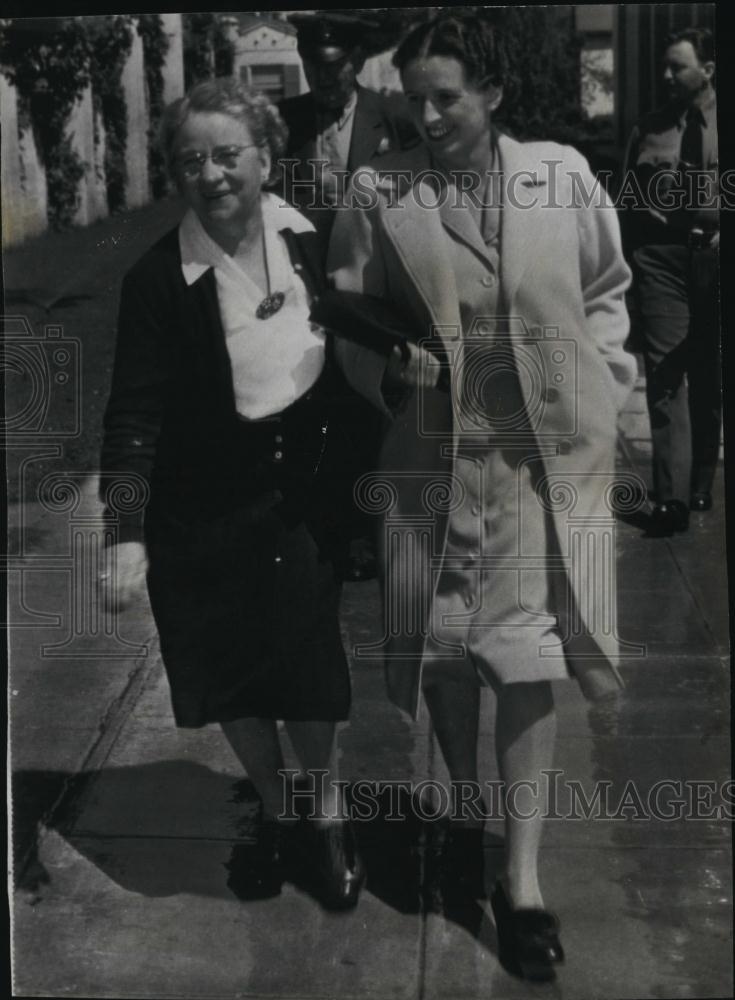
176, 145, 258, 179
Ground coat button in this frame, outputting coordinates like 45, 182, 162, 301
275, 555, 282, 564
481, 275, 495, 287
464, 591, 474, 608
275, 434, 283, 443
274, 450, 283, 460
471, 504, 482, 516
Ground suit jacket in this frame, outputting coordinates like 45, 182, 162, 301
622, 92, 719, 247
279, 85, 417, 175
278, 86, 418, 258
328, 134, 638, 717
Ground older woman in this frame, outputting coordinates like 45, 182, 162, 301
100, 79, 363, 909
328, 12, 636, 979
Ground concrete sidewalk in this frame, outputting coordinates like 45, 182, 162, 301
7, 205, 732, 999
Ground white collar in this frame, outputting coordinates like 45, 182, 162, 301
179, 193, 315, 287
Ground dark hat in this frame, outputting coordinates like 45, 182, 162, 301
289, 12, 374, 63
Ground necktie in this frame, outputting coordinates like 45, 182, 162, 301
680, 107, 703, 170
316, 105, 344, 131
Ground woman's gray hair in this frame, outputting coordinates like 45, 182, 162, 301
161, 77, 289, 186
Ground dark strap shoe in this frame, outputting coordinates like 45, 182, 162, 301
490, 882, 564, 982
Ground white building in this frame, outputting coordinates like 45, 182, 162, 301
224, 15, 306, 102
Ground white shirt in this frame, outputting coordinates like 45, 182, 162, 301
314, 90, 358, 205
316, 89, 358, 171
179, 194, 326, 420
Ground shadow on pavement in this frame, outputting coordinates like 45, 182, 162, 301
14, 764, 507, 964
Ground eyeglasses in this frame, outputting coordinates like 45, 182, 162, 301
176, 145, 257, 179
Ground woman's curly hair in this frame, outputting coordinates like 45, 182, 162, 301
161, 77, 288, 186
392, 9, 505, 89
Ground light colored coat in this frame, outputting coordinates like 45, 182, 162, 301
328, 133, 638, 718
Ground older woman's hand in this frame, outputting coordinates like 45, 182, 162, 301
101, 541, 149, 611
385, 342, 441, 389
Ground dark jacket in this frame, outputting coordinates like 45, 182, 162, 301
100, 225, 333, 545
100, 223, 351, 727
279, 85, 418, 176
621, 93, 719, 251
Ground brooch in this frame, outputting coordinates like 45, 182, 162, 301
256, 292, 285, 320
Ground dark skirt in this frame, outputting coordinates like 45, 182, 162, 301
146, 503, 350, 728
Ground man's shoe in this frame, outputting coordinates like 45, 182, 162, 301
647, 500, 690, 537
690, 492, 713, 512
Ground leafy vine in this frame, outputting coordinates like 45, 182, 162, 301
0, 18, 91, 229
87, 15, 134, 214
183, 13, 234, 90
137, 14, 169, 198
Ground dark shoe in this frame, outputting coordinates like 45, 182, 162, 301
690, 492, 713, 512
646, 500, 690, 537
490, 882, 565, 982
308, 819, 365, 910
225, 818, 286, 900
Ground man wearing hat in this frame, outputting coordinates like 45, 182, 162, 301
279, 12, 417, 256
279, 14, 416, 582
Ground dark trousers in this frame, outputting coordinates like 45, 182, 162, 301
632, 242, 721, 502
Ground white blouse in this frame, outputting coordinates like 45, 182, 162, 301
178, 194, 326, 420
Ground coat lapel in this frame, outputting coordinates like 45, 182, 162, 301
283, 93, 318, 166
437, 179, 496, 267
381, 193, 462, 338
496, 133, 548, 307
378, 136, 551, 330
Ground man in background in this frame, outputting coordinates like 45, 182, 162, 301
278, 13, 418, 581
279, 12, 418, 259
623, 27, 719, 536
